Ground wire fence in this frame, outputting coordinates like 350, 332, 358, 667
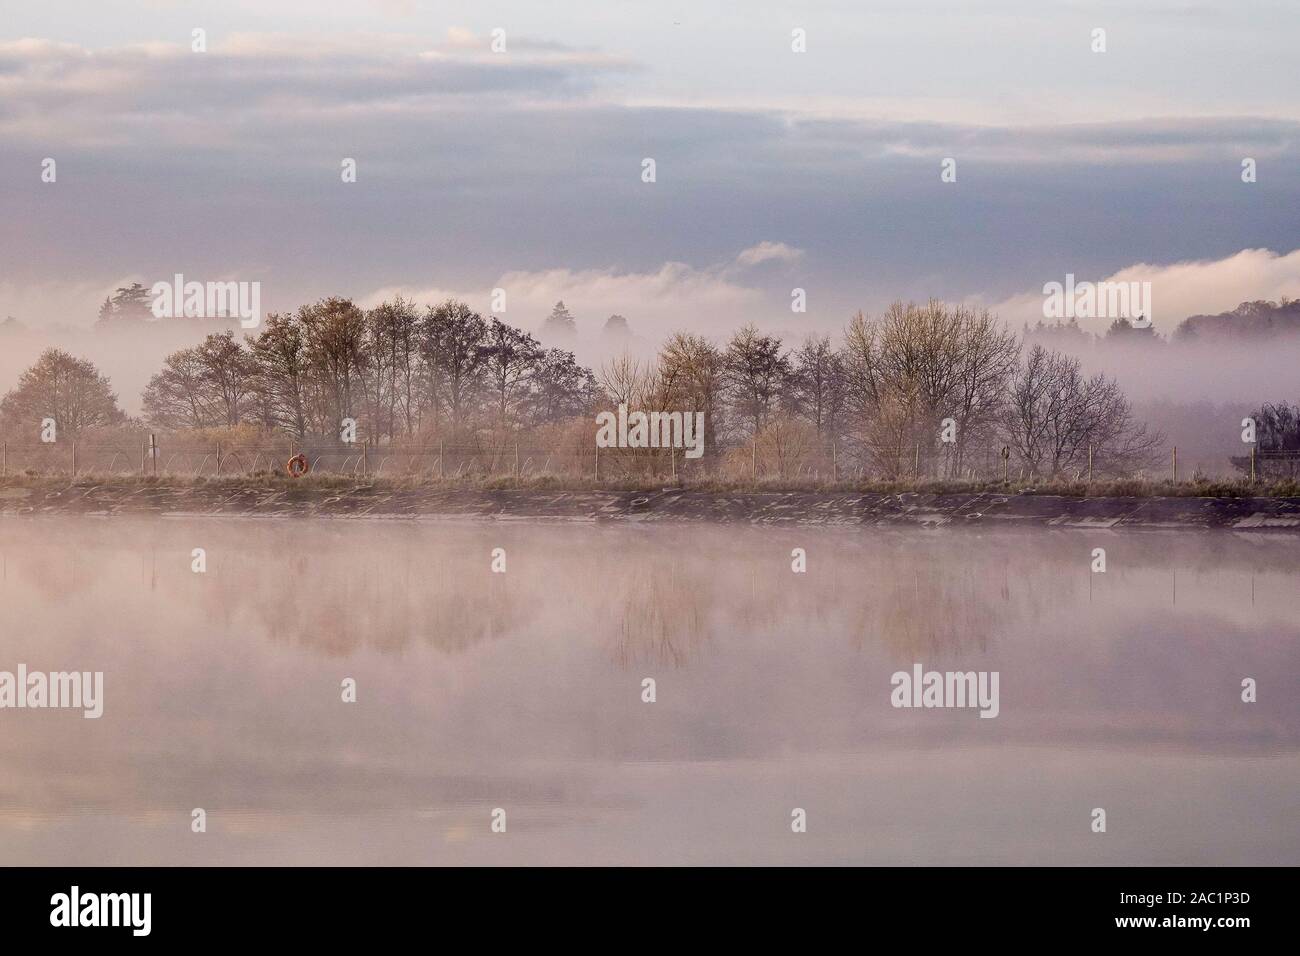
1, 438, 1296, 482
0, 439, 714, 480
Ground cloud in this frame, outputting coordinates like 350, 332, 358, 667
362, 254, 782, 346
983, 247, 1300, 334
0, 276, 141, 329
3, 35, 1299, 338
0, 34, 637, 146
734, 241, 805, 268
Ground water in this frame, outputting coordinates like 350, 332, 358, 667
1, 516, 1296, 865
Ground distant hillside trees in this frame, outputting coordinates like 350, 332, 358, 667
1025, 298, 1300, 349
95, 283, 155, 329
602, 314, 631, 344
1175, 298, 1300, 342
541, 300, 577, 341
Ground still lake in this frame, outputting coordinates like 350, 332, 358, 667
1, 516, 1296, 864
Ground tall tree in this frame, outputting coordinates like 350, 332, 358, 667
362, 298, 422, 442
142, 332, 256, 429
723, 325, 790, 437
422, 300, 488, 433
195, 331, 256, 427
788, 334, 847, 440
143, 347, 213, 429
247, 313, 311, 438
658, 332, 724, 450
1001, 345, 1160, 478
948, 308, 1020, 473
530, 348, 600, 423
541, 301, 577, 341
95, 283, 155, 329
298, 298, 369, 437
481, 318, 542, 428
1, 349, 126, 439
601, 314, 631, 344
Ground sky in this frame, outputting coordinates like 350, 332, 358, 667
2, 0, 1299, 344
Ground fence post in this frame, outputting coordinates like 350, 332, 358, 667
514, 442, 520, 478
150, 433, 157, 476
216, 441, 222, 477
362, 442, 368, 478
1172, 445, 1178, 483
914, 443, 921, 479
1087, 444, 1093, 482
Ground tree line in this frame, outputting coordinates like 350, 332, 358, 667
1, 296, 1188, 479
140, 298, 600, 440
602, 301, 1161, 478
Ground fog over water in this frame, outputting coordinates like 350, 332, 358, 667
0, 517, 1296, 865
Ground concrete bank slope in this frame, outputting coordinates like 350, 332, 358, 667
2, 482, 1299, 530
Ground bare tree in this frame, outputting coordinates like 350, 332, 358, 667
143, 332, 255, 429
481, 318, 542, 429
658, 332, 724, 451
247, 313, 311, 438
787, 334, 847, 441
363, 297, 422, 442
143, 347, 215, 429
1, 348, 126, 439
195, 331, 256, 427
299, 298, 369, 436
598, 353, 657, 409
948, 307, 1020, 474
841, 301, 1018, 477
422, 300, 488, 434
723, 325, 790, 437
1002, 345, 1161, 478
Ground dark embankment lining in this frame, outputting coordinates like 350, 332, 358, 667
2, 483, 1299, 530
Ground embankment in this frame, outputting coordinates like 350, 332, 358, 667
2, 480, 1298, 530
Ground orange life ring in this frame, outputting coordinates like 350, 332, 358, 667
286, 453, 310, 478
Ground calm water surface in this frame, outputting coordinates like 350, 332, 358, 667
1, 516, 1296, 865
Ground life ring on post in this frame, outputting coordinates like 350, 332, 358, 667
286, 453, 310, 478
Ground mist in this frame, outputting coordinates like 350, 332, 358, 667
1, 518, 1295, 864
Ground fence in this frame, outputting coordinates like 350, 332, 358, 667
0, 439, 709, 481
0, 437, 869, 482
3, 437, 1292, 483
